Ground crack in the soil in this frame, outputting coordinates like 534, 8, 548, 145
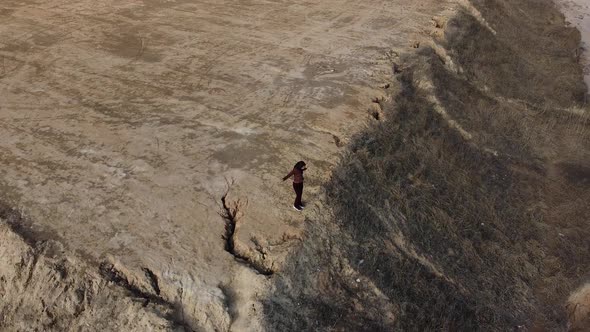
220, 193, 274, 276
99, 262, 194, 331
99, 262, 167, 307
142, 267, 161, 296
23, 249, 40, 290
220, 194, 238, 254
0, 202, 51, 247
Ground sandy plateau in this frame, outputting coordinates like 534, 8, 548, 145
0, 0, 457, 330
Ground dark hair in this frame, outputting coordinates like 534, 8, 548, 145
294, 161, 306, 170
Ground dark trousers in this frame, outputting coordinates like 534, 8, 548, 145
293, 182, 303, 207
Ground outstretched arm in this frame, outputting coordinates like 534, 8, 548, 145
282, 170, 294, 181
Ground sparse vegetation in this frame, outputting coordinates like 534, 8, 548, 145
264, 0, 590, 330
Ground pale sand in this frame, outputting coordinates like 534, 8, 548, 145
555, 0, 590, 92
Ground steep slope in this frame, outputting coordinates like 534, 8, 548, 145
264, 0, 590, 330
0, 204, 188, 331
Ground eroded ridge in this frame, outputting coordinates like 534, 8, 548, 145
0, 201, 193, 331
220, 183, 274, 276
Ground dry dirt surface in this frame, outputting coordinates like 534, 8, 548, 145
0, 0, 459, 330
556, 0, 590, 91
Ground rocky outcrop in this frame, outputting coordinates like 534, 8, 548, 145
0, 207, 189, 331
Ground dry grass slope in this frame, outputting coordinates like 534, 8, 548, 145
264, 0, 590, 331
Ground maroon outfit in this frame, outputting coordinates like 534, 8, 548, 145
284, 167, 305, 208
293, 182, 303, 207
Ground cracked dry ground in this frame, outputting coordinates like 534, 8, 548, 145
0, 0, 459, 330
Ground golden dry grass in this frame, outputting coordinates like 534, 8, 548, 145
264, 0, 590, 330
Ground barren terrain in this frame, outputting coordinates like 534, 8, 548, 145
1, 0, 453, 330
1, 0, 589, 331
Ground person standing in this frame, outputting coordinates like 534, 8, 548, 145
283, 161, 307, 211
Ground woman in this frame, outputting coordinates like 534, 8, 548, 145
283, 161, 307, 211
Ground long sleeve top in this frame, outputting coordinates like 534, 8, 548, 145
283, 167, 304, 183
